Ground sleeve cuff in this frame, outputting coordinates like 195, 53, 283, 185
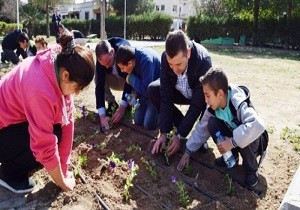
184, 148, 192, 157
98, 107, 106, 116
120, 100, 128, 107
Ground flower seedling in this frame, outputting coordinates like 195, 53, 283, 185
225, 173, 234, 195
162, 127, 177, 166
74, 155, 88, 176
96, 142, 107, 150
176, 181, 190, 208
81, 105, 86, 119
123, 159, 139, 201
126, 144, 141, 153
106, 152, 125, 168
141, 157, 157, 180
183, 164, 193, 176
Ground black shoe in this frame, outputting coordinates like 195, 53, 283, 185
0, 170, 36, 194
106, 101, 119, 117
245, 172, 258, 188
198, 142, 209, 153
214, 156, 239, 167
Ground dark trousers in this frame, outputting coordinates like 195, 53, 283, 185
1, 49, 19, 64
207, 117, 260, 173
148, 78, 191, 128
0, 122, 62, 180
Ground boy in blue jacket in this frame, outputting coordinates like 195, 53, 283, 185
177, 67, 268, 188
115, 45, 160, 130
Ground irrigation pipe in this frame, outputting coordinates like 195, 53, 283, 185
70, 163, 110, 210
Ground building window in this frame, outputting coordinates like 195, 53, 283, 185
85, 12, 89, 20
173, 5, 177, 12
161, 5, 165, 11
155, 5, 159, 11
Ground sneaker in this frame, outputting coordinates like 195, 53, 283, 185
0, 170, 36, 194
198, 142, 209, 153
245, 172, 258, 187
106, 101, 119, 117
214, 156, 239, 167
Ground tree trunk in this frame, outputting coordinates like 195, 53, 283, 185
252, 0, 260, 46
100, 0, 107, 40
46, 0, 50, 38
285, 0, 292, 49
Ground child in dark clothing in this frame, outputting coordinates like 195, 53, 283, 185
177, 67, 268, 188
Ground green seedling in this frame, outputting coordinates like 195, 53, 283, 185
183, 164, 193, 175
280, 127, 293, 140
74, 134, 85, 143
141, 157, 157, 180
176, 181, 190, 208
123, 160, 139, 201
225, 173, 234, 195
126, 144, 141, 152
162, 128, 177, 166
96, 142, 107, 150
106, 152, 125, 165
74, 155, 88, 176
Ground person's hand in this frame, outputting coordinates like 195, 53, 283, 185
166, 135, 181, 156
100, 115, 109, 130
151, 134, 167, 154
63, 172, 76, 191
111, 105, 126, 124
217, 136, 234, 154
177, 153, 190, 171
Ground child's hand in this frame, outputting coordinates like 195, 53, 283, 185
217, 137, 234, 154
177, 153, 190, 171
111, 105, 126, 124
166, 135, 180, 156
100, 115, 110, 130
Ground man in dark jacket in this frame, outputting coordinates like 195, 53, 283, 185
148, 30, 212, 156
95, 37, 132, 130
1, 30, 35, 64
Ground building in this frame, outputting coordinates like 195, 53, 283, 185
58, 0, 195, 30
153, 0, 195, 30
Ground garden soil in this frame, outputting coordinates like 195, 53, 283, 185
0, 47, 300, 210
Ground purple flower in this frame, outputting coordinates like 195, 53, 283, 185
109, 161, 116, 169
91, 143, 96, 149
81, 105, 86, 118
128, 159, 134, 170
171, 175, 176, 183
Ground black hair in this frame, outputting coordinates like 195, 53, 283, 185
56, 34, 95, 91
115, 45, 135, 65
18, 32, 29, 43
200, 67, 228, 96
165, 30, 191, 58
95, 40, 112, 58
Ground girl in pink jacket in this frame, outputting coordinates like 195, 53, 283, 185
0, 34, 95, 194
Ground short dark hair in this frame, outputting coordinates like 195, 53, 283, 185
165, 30, 191, 58
115, 45, 135, 65
95, 40, 112, 58
56, 34, 95, 91
200, 67, 228, 96
18, 32, 29, 43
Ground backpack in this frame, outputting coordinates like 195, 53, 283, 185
209, 85, 269, 166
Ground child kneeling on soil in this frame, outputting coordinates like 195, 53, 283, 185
177, 66, 267, 188
0, 34, 95, 194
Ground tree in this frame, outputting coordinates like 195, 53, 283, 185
26, 0, 73, 37
20, 3, 45, 39
252, 0, 260, 46
0, 0, 18, 22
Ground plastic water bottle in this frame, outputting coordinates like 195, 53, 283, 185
215, 131, 236, 169
125, 93, 140, 109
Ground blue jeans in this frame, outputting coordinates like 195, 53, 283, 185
134, 96, 158, 130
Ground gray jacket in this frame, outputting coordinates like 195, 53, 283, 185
186, 84, 265, 152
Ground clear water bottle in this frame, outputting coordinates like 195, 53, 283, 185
215, 131, 236, 169
125, 93, 140, 109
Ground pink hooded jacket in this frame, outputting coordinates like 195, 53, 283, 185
0, 45, 74, 175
